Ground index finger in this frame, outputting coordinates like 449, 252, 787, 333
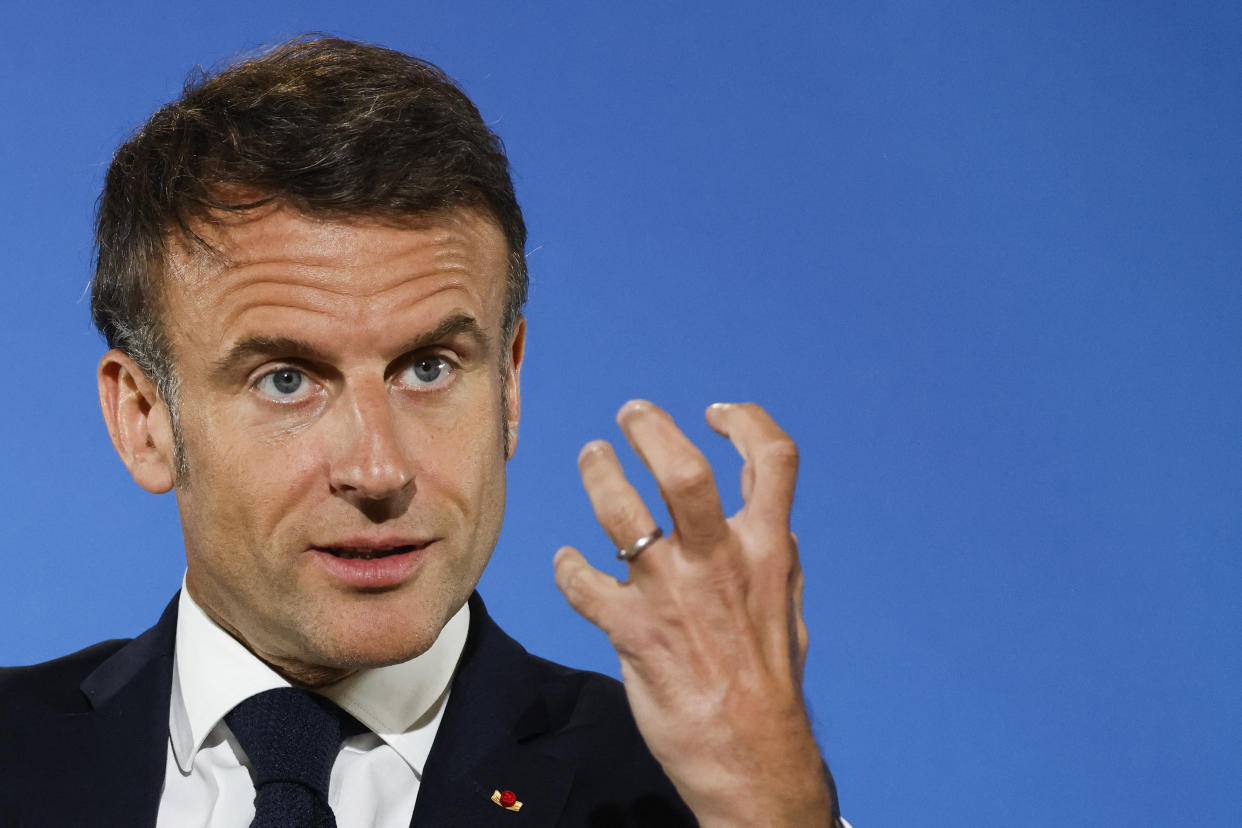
704, 402, 799, 526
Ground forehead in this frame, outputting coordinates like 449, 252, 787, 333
169, 203, 507, 293
160, 204, 510, 349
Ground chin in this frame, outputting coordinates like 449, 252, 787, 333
293, 576, 475, 671
337, 638, 435, 669
317, 613, 445, 668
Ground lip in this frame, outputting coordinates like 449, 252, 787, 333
309, 539, 435, 589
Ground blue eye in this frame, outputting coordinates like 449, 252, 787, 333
256, 368, 309, 398
407, 357, 451, 386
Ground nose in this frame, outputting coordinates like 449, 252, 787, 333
328, 381, 415, 510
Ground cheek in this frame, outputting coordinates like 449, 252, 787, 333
199, 396, 319, 468
413, 392, 508, 503
182, 410, 322, 531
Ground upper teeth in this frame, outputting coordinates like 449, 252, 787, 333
336, 547, 395, 559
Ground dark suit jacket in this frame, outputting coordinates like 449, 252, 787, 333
0, 593, 698, 826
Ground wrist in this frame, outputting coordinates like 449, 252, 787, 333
677, 734, 835, 827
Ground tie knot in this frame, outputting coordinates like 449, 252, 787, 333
226, 687, 363, 798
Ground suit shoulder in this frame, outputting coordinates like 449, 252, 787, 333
0, 638, 130, 714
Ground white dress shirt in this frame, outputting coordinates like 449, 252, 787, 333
156, 583, 469, 828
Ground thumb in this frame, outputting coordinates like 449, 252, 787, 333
554, 545, 621, 632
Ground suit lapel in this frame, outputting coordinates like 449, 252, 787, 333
36, 591, 580, 825
411, 593, 576, 826
59, 594, 179, 826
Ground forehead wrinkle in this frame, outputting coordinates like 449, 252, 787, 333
348, 285, 489, 354
211, 280, 486, 363
356, 274, 473, 313
171, 268, 347, 341
215, 238, 485, 305
166, 206, 508, 353
342, 225, 493, 297
215, 296, 337, 345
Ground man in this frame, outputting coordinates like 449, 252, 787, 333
0, 37, 842, 826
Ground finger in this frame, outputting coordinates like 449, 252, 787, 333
578, 440, 662, 558
553, 545, 624, 632
789, 533, 809, 678
705, 402, 798, 526
616, 400, 728, 548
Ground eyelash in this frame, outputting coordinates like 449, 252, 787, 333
401, 355, 455, 388
252, 367, 314, 401
250, 354, 457, 401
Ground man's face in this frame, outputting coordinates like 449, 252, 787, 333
157, 204, 521, 680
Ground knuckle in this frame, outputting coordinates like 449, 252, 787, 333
743, 529, 796, 574
663, 459, 714, 497
555, 559, 589, 602
554, 558, 579, 591
561, 572, 595, 611
618, 621, 661, 654
735, 401, 766, 420
757, 436, 799, 468
753, 544, 792, 576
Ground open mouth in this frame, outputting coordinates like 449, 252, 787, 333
320, 544, 424, 560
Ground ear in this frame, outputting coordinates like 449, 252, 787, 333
503, 317, 526, 460
97, 349, 177, 493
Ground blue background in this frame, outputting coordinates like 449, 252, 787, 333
2, 2, 1239, 825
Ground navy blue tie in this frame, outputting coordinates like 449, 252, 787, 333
226, 687, 366, 828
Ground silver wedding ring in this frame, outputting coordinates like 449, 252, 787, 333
616, 526, 663, 562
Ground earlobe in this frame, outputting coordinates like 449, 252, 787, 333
504, 317, 526, 460
97, 349, 176, 493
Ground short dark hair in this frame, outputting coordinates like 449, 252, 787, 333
90, 35, 528, 410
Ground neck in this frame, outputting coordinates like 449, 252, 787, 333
188, 585, 357, 688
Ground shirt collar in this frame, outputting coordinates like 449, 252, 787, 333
169, 576, 469, 777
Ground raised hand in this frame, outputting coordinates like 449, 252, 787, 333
554, 400, 835, 827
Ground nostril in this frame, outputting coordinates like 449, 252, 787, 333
329, 458, 415, 498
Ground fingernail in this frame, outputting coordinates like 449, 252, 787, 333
578, 440, 611, 465
617, 399, 653, 422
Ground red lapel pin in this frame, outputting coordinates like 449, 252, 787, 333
490, 789, 523, 811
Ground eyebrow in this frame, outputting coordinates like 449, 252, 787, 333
212, 312, 488, 376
